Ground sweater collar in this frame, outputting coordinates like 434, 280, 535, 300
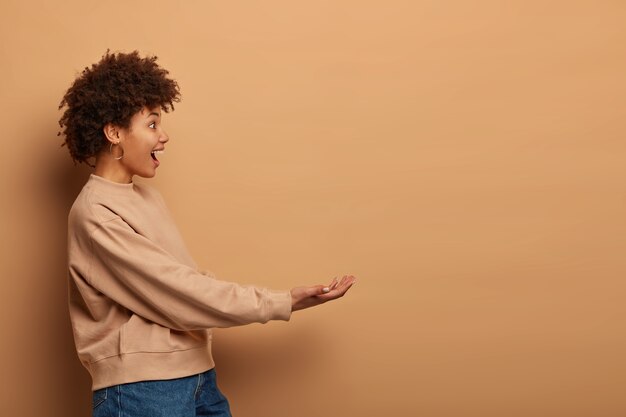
88, 173, 136, 195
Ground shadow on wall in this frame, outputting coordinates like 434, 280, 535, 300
49, 155, 94, 416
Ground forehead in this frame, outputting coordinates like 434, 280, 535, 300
131, 106, 161, 121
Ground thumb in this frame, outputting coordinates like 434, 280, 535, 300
306, 285, 330, 296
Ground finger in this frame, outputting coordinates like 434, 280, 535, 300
337, 275, 355, 290
335, 277, 356, 295
337, 278, 356, 294
325, 276, 353, 293
317, 278, 356, 300
329, 276, 339, 290
307, 285, 328, 296
317, 275, 356, 301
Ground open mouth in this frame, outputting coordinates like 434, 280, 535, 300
150, 150, 165, 161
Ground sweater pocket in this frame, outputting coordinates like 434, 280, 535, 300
120, 314, 209, 354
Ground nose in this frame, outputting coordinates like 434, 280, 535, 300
160, 130, 170, 144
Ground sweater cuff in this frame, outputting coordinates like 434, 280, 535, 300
265, 289, 292, 322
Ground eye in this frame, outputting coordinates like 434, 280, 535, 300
149, 121, 156, 129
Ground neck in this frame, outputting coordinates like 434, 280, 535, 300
94, 153, 133, 184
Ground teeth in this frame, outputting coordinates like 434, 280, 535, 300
150, 150, 164, 161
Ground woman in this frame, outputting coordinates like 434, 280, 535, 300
58, 50, 356, 417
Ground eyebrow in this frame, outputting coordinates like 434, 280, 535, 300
147, 112, 160, 118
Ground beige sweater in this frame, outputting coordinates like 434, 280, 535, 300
67, 174, 292, 390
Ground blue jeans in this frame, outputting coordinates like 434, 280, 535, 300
92, 368, 232, 417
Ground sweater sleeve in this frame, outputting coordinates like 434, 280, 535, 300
87, 217, 292, 331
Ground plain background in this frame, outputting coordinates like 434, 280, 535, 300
1, 1, 625, 416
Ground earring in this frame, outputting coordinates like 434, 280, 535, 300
110, 142, 124, 160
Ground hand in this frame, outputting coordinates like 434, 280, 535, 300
290, 275, 357, 312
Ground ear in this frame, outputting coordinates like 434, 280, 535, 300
103, 123, 122, 143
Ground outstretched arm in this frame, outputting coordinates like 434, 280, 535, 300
290, 275, 357, 312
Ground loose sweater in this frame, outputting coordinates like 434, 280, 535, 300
67, 174, 292, 390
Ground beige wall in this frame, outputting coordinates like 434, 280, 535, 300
1, 1, 625, 416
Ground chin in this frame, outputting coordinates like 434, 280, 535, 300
136, 170, 157, 179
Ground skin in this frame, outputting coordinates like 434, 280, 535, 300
290, 275, 357, 312
94, 105, 357, 312
95, 105, 168, 184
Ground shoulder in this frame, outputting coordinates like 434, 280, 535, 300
68, 187, 117, 235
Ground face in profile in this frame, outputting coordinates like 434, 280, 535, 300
107, 105, 169, 180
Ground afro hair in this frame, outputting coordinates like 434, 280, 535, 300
58, 49, 181, 167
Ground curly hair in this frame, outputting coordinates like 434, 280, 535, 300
58, 49, 181, 167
